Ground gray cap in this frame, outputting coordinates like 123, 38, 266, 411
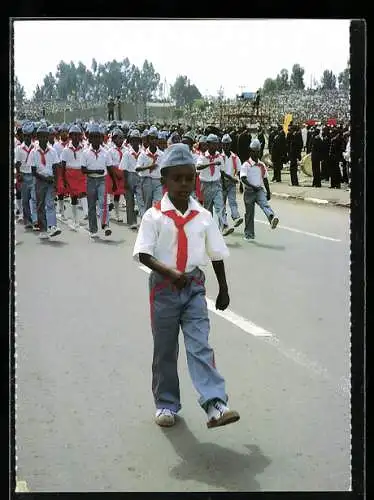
129, 129, 141, 138
69, 124, 81, 134
22, 122, 34, 134
222, 133, 232, 144
111, 128, 124, 137
250, 138, 261, 150
37, 124, 49, 134
148, 128, 158, 138
47, 125, 56, 133
182, 131, 195, 142
160, 143, 195, 173
206, 133, 219, 143
88, 123, 102, 134
141, 129, 149, 138
198, 135, 207, 143
59, 122, 69, 132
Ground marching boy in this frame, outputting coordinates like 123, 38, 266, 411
240, 139, 279, 241
133, 143, 240, 429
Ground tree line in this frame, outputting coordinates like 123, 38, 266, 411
14, 58, 350, 110
262, 62, 350, 93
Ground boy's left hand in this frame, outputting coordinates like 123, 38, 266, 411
215, 288, 230, 311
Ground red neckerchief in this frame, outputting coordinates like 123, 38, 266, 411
38, 147, 50, 166
131, 148, 141, 161
248, 158, 266, 178
147, 148, 158, 163
154, 200, 199, 273
60, 140, 69, 148
69, 144, 82, 160
207, 152, 219, 176
116, 147, 123, 163
22, 144, 33, 164
90, 145, 101, 159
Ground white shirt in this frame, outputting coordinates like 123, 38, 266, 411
60, 143, 85, 169
136, 147, 164, 179
343, 137, 350, 163
240, 158, 268, 188
109, 145, 125, 168
15, 142, 35, 173
29, 146, 59, 177
120, 147, 142, 173
81, 146, 112, 178
196, 150, 224, 182
133, 193, 229, 272
221, 151, 241, 177
53, 140, 70, 161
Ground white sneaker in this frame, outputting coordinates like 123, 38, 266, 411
71, 222, 80, 231
89, 232, 99, 239
206, 400, 240, 429
115, 216, 123, 223
39, 232, 49, 240
155, 409, 176, 427
130, 223, 138, 230
48, 226, 62, 237
244, 236, 255, 242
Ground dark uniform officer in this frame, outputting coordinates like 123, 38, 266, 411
287, 124, 303, 186
328, 127, 343, 189
311, 128, 324, 187
271, 125, 287, 183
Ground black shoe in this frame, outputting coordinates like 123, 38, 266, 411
108, 202, 114, 211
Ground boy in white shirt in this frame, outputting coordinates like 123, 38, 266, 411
107, 128, 126, 222
29, 125, 62, 239
81, 123, 117, 238
220, 134, 243, 231
240, 139, 279, 241
196, 134, 233, 236
133, 143, 240, 429
120, 129, 143, 229
136, 129, 164, 213
15, 121, 37, 229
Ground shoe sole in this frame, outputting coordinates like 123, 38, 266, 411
223, 228, 235, 237
233, 218, 243, 228
207, 411, 240, 429
271, 217, 279, 229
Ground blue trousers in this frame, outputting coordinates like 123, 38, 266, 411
124, 171, 142, 225
35, 178, 57, 232
222, 181, 241, 226
141, 177, 163, 214
243, 186, 274, 239
86, 176, 109, 233
21, 173, 37, 224
149, 268, 227, 413
200, 180, 225, 229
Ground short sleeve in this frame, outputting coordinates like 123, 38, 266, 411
60, 148, 69, 163
136, 153, 145, 168
132, 208, 159, 261
28, 150, 36, 168
105, 151, 112, 167
205, 213, 230, 261
15, 147, 22, 163
240, 162, 248, 178
50, 149, 59, 165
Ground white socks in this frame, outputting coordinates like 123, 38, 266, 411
16, 199, 22, 212
80, 197, 88, 216
58, 199, 64, 214
114, 200, 120, 218
71, 204, 78, 223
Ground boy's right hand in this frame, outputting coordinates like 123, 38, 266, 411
169, 270, 189, 290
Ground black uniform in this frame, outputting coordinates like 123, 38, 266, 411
321, 131, 331, 181
306, 128, 313, 154
329, 132, 343, 188
287, 129, 303, 186
271, 129, 287, 182
107, 98, 115, 121
311, 132, 323, 187
258, 131, 265, 159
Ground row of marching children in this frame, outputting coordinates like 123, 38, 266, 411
14, 121, 279, 241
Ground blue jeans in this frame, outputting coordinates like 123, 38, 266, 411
21, 173, 37, 224
243, 186, 274, 239
35, 178, 57, 232
200, 180, 225, 229
124, 171, 142, 225
86, 176, 109, 233
222, 181, 240, 226
149, 268, 227, 412
141, 177, 163, 213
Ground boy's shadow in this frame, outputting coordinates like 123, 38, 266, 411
161, 418, 271, 492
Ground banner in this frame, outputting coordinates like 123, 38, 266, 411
283, 113, 293, 135
327, 118, 337, 127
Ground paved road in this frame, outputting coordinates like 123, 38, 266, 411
15, 198, 350, 492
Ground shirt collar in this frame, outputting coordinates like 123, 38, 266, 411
89, 144, 102, 154
160, 192, 204, 216
146, 147, 161, 156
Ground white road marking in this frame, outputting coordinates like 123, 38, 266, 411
138, 265, 272, 337
304, 197, 329, 204
254, 219, 341, 242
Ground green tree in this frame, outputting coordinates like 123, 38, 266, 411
275, 69, 289, 91
321, 70, 337, 90
338, 60, 350, 91
170, 75, 202, 107
290, 64, 305, 90
139, 60, 160, 102
262, 77, 278, 93
14, 76, 25, 104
